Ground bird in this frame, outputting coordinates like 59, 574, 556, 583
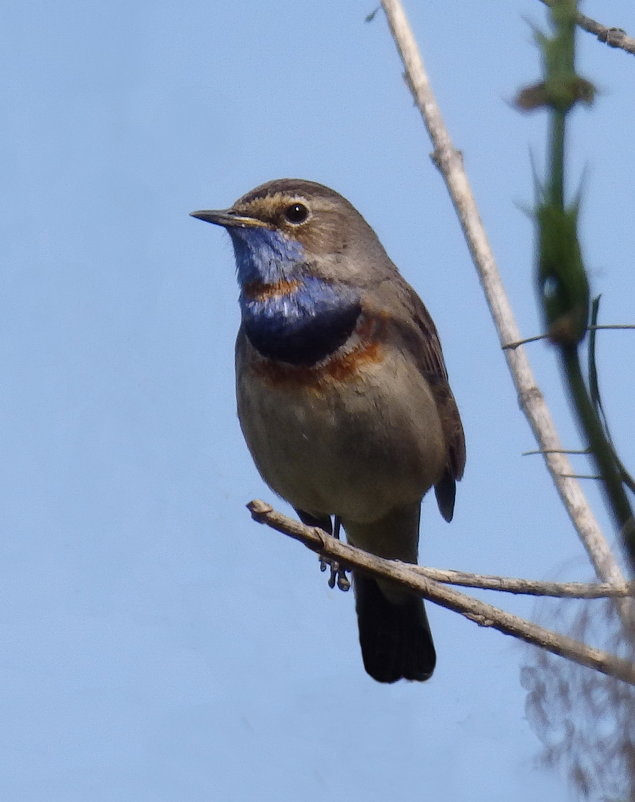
191, 179, 465, 683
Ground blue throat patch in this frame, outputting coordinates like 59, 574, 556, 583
229, 227, 361, 366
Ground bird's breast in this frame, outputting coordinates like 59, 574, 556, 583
240, 275, 361, 367
235, 313, 446, 521
248, 312, 386, 390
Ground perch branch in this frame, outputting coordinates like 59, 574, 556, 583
248, 500, 635, 685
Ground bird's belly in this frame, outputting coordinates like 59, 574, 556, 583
236, 348, 445, 523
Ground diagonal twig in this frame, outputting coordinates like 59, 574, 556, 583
379, 0, 630, 597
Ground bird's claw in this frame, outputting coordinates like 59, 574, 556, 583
317, 517, 349, 589
319, 555, 350, 592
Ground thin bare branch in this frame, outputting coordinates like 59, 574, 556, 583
379, 0, 629, 593
523, 448, 589, 455
503, 324, 634, 350
408, 566, 634, 599
248, 500, 635, 685
538, 0, 635, 56
589, 324, 635, 331
503, 333, 550, 349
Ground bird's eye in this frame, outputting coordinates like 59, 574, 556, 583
283, 202, 309, 225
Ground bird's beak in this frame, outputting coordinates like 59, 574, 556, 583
189, 209, 267, 229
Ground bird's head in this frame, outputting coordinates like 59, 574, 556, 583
190, 178, 391, 289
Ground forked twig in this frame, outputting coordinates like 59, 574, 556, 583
538, 0, 635, 56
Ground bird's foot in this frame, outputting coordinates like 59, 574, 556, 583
319, 556, 351, 591
318, 516, 350, 590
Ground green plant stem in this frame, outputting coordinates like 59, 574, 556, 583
549, 110, 566, 207
561, 344, 635, 571
543, 2, 635, 572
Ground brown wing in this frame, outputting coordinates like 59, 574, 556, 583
389, 279, 466, 521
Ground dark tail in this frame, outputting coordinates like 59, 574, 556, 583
354, 571, 436, 683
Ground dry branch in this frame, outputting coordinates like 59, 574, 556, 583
247, 500, 635, 685
379, 0, 629, 593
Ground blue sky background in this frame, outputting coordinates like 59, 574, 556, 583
2, 2, 634, 800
